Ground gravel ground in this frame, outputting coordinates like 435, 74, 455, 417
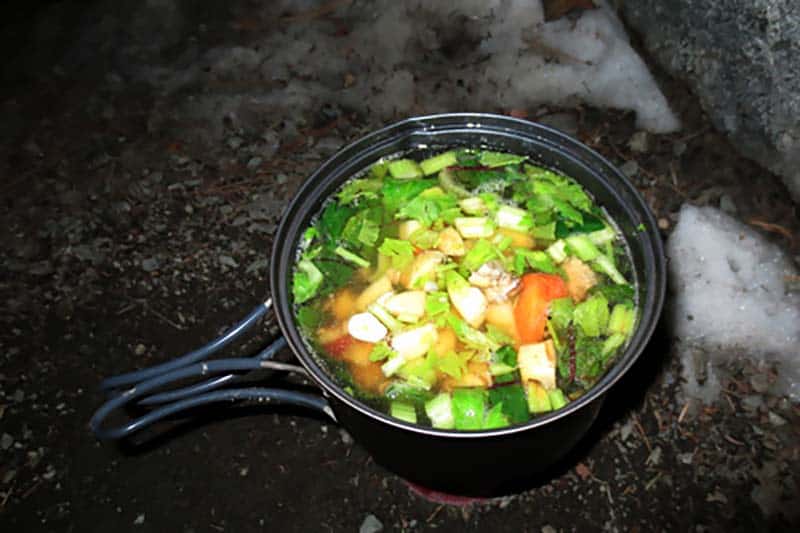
1, 2, 799, 532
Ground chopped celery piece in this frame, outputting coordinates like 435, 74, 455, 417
573, 294, 610, 337
592, 254, 628, 284
531, 222, 556, 241
461, 239, 496, 273
388, 159, 423, 179
587, 226, 617, 245
495, 205, 533, 232
390, 401, 417, 424
370, 161, 389, 179
454, 217, 495, 239
547, 388, 568, 410
602, 332, 627, 356
397, 358, 437, 390
369, 342, 395, 362
527, 382, 552, 414
425, 393, 455, 429
483, 403, 510, 429
489, 362, 516, 376
381, 354, 406, 377
368, 303, 403, 332
446, 314, 499, 351
478, 151, 528, 168
334, 246, 370, 268
459, 197, 487, 215
548, 297, 575, 331
608, 304, 635, 335
452, 389, 486, 430
547, 239, 567, 263
438, 168, 470, 198
565, 235, 600, 262
489, 384, 529, 424
385, 380, 433, 403
420, 151, 458, 176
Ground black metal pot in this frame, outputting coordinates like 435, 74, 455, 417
270, 113, 666, 495
92, 113, 665, 496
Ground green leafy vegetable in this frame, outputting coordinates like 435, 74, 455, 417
397, 187, 459, 227
341, 207, 382, 248
447, 314, 500, 351
452, 389, 486, 430
431, 350, 466, 379
292, 259, 323, 303
425, 291, 450, 326
334, 246, 370, 268
378, 237, 414, 269
369, 341, 395, 362
381, 178, 435, 214
478, 151, 529, 168
337, 178, 382, 204
488, 384, 529, 424
461, 239, 498, 273
590, 283, 635, 307
548, 297, 575, 332
483, 403, 510, 429
318, 203, 356, 241
573, 293, 610, 337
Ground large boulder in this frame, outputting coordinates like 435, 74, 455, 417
621, 0, 800, 202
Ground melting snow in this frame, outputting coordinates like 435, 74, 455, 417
667, 205, 800, 402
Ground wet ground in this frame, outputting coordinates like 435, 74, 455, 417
1, 1, 799, 532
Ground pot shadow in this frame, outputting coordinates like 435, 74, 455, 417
495, 318, 676, 496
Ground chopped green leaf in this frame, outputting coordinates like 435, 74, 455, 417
431, 350, 466, 379
378, 237, 414, 269
548, 297, 575, 332
341, 207, 382, 248
397, 187, 459, 227
381, 178, 435, 214
334, 246, 370, 268
478, 151, 528, 168
452, 389, 486, 430
337, 178, 382, 204
318, 203, 356, 241
489, 384, 529, 424
388, 159, 423, 179
369, 341, 395, 362
292, 259, 323, 304
573, 294, 610, 337
425, 291, 450, 326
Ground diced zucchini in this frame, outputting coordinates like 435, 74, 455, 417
388, 159, 423, 179
452, 389, 486, 430
483, 403, 510, 429
419, 151, 458, 176
454, 217, 495, 239
547, 388, 568, 410
527, 381, 552, 414
424, 393, 455, 429
517, 340, 557, 390
390, 401, 418, 424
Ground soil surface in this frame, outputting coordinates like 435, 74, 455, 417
1, 2, 798, 532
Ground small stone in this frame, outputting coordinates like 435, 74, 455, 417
227, 136, 244, 150
677, 452, 694, 465
619, 160, 639, 178
184, 204, 194, 215
218, 255, 238, 268
141, 257, 160, 272
276, 174, 288, 184
239, 466, 249, 477
247, 157, 263, 169
339, 429, 354, 445
628, 131, 651, 153
767, 411, 787, 426
134, 513, 145, 525
657, 217, 670, 230
646, 446, 662, 466
541, 526, 557, 533
741, 394, 763, 411
134, 344, 146, 356
12, 389, 24, 403
0, 433, 13, 450
673, 141, 687, 157
359, 514, 383, 533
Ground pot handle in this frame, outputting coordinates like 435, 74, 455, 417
90, 299, 336, 441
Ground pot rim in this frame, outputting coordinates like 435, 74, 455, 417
270, 112, 666, 439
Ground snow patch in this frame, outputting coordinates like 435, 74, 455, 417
128, 0, 680, 137
667, 205, 800, 402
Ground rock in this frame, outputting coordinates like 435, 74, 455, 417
628, 131, 650, 153
359, 514, 383, 533
141, 257, 160, 272
621, 0, 800, 202
0, 433, 13, 450
619, 160, 639, 178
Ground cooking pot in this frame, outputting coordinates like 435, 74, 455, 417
91, 113, 666, 496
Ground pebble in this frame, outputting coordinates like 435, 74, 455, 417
134, 513, 145, 525
13, 389, 24, 403
628, 131, 650, 153
339, 429, 354, 445
619, 160, 639, 178
218, 255, 239, 268
749, 373, 770, 394
719, 194, 737, 214
657, 217, 670, 230
359, 514, 383, 533
135, 344, 146, 356
141, 257, 160, 272
767, 412, 787, 427
1, 433, 13, 450
541, 526, 557, 533
247, 157, 263, 169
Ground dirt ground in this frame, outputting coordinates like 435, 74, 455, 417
1, 1, 799, 532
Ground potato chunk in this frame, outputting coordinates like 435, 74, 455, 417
518, 340, 557, 390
